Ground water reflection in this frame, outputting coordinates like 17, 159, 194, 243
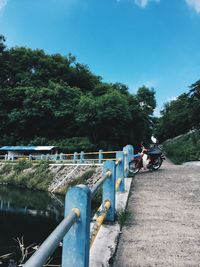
0, 185, 64, 266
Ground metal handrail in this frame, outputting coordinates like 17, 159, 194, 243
62, 153, 74, 156
24, 168, 113, 266
0, 150, 118, 161
83, 151, 101, 155
19, 145, 134, 267
90, 170, 112, 198
24, 209, 80, 267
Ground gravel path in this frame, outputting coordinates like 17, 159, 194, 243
113, 159, 200, 267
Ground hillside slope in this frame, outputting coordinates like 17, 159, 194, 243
163, 130, 200, 164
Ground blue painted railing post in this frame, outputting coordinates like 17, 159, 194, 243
62, 185, 91, 267
11, 155, 14, 161
80, 151, 84, 163
98, 150, 103, 164
73, 152, 78, 163
59, 153, 64, 161
116, 151, 125, 192
41, 154, 44, 160
123, 145, 134, 177
29, 154, 32, 161
102, 160, 116, 222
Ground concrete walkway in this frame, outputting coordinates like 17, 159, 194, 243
113, 159, 200, 267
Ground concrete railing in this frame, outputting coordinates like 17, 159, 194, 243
23, 144, 134, 267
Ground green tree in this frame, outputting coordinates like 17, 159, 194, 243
136, 86, 156, 115
136, 86, 156, 144
189, 80, 200, 128
0, 35, 157, 150
155, 93, 191, 141
96, 90, 132, 148
0, 34, 6, 53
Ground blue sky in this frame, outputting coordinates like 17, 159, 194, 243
0, 0, 200, 115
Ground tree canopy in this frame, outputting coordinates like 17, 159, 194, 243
155, 80, 200, 142
0, 35, 156, 151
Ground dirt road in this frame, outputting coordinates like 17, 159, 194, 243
113, 159, 200, 267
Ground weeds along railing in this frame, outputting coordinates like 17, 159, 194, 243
23, 144, 134, 267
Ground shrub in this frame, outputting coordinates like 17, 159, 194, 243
57, 168, 95, 194
0, 163, 13, 175
116, 208, 132, 227
91, 188, 102, 216
13, 159, 32, 173
163, 130, 200, 164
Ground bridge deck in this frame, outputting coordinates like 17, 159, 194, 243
113, 160, 200, 267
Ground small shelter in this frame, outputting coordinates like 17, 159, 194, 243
0, 146, 58, 160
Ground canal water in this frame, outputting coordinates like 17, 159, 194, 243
0, 185, 64, 267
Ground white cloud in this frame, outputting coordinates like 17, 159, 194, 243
167, 96, 178, 102
185, 0, 200, 13
0, 0, 8, 10
134, 0, 160, 8
116, 0, 160, 7
153, 107, 161, 117
143, 80, 156, 88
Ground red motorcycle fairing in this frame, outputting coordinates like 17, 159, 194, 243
132, 153, 141, 159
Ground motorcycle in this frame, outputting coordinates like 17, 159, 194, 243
129, 144, 165, 175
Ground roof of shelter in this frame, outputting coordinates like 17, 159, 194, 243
0, 146, 56, 151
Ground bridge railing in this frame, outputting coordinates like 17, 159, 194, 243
23, 144, 134, 267
0, 150, 118, 163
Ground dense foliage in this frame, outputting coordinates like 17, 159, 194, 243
0, 35, 156, 151
155, 80, 200, 142
163, 130, 200, 164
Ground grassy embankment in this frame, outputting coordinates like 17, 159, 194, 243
0, 160, 53, 190
163, 130, 200, 164
0, 160, 96, 193
0, 159, 102, 214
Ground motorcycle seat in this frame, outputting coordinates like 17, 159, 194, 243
133, 153, 141, 158
147, 148, 162, 156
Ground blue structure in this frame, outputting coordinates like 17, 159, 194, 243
116, 151, 125, 192
98, 149, 103, 164
0, 146, 57, 152
80, 151, 85, 163
0, 146, 58, 160
21, 144, 135, 267
62, 185, 91, 267
123, 145, 134, 177
102, 160, 116, 221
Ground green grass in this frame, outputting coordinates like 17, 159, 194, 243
0, 163, 13, 175
13, 159, 32, 173
57, 168, 96, 194
0, 160, 53, 191
91, 187, 102, 216
163, 130, 200, 164
116, 208, 132, 227
0, 161, 98, 194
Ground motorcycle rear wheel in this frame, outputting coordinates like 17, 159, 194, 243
152, 157, 163, 170
129, 160, 140, 175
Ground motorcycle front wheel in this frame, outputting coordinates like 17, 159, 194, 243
151, 157, 163, 170
129, 160, 140, 175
